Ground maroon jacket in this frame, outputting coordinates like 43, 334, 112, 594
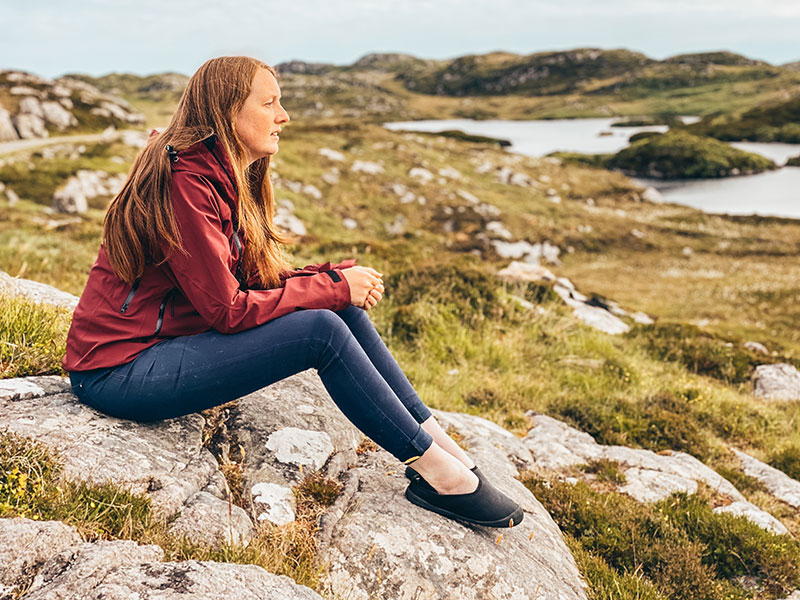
62, 134, 353, 372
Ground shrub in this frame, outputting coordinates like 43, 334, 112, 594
768, 446, 800, 480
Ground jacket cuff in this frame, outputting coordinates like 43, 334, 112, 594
330, 268, 351, 308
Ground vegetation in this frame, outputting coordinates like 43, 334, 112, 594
689, 96, 800, 143
521, 474, 800, 600
608, 130, 776, 178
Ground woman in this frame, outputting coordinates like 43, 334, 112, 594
63, 56, 523, 528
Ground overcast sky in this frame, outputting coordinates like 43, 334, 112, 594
2, 0, 799, 79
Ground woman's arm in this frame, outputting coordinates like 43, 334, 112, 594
164, 172, 351, 334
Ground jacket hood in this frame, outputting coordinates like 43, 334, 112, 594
170, 134, 239, 204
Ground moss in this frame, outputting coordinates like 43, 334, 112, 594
581, 458, 628, 485
608, 130, 776, 179
768, 446, 800, 480
547, 151, 612, 169
786, 154, 800, 167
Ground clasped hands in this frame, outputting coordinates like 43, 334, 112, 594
340, 266, 384, 311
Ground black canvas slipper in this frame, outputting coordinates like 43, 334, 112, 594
405, 472, 524, 528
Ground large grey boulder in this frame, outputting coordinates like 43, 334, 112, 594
521, 414, 789, 535
166, 491, 255, 549
752, 363, 800, 401
40, 100, 78, 130
0, 270, 79, 310
12, 113, 48, 139
315, 409, 589, 600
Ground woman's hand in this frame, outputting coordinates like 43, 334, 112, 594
341, 266, 384, 310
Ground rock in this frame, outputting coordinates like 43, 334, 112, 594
318, 147, 345, 162
120, 129, 148, 148
438, 166, 462, 179
496, 261, 556, 283
456, 189, 480, 205
316, 410, 589, 600
408, 167, 433, 183
521, 415, 783, 533
274, 202, 307, 236
351, 160, 384, 175
682, 246, 693, 257
227, 371, 362, 520
0, 379, 225, 522
251, 482, 296, 525
0, 270, 80, 310
19, 536, 323, 600
12, 113, 48, 138
342, 217, 357, 230
384, 215, 407, 235
744, 341, 770, 355
732, 448, 800, 508
631, 311, 655, 325
713, 501, 788, 536
0, 107, 19, 141
321, 168, 340, 185
631, 228, 646, 239
5, 187, 19, 206
752, 363, 800, 401
302, 184, 322, 200
51, 170, 127, 214
40, 101, 78, 130
18, 96, 45, 119
491, 240, 560, 265
51, 178, 88, 213
0, 518, 82, 596
641, 186, 663, 203
166, 491, 255, 548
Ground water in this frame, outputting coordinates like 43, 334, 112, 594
384, 118, 800, 220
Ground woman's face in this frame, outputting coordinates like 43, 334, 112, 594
233, 68, 290, 165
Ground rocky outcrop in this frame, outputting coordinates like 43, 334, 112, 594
51, 169, 127, 214
752, 363, 800, 401
0, 69, 144, 141
521, 414, 790, 536
732, 448, 800, 509
497, 261, 653, 335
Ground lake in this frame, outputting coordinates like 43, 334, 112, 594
384, 118, 800, 220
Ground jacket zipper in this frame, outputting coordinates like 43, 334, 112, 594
120, 278, 141, 314
152, 288, 178, 337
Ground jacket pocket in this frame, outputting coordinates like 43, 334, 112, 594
119, 278, 142, 314
136, 288, 178, 342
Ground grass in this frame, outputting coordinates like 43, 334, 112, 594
520, 473, 800, 600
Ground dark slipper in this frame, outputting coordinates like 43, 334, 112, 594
405, 472, 524, 528
406, 464, 484, 490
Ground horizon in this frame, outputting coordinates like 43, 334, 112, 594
2, 0, 799, 80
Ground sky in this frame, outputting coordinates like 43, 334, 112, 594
2, 0, 799, 79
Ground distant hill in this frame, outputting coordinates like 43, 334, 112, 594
688, 95, 800, 144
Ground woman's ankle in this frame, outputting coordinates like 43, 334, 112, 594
407, 442, 479, 495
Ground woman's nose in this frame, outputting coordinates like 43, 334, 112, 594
277, 106, 290, 124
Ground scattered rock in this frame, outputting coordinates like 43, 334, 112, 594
752, 363, 800, 401
744, 341, 770, 355
318, 147, 345, 162
496, 261, 556, 283
321, 168, 340, 185
408, 167, 433, 183
166, 491, 255, 549
342, 217, 357, 230
51, 170, 127, 214
350, 160, 384, 175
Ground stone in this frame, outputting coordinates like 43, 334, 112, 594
438, 165, 462, 179
0, 271, 80, 310
13, 113, 48, 138
713, 501, 788, 536
40, 101, 78, 130
752, 363, 800, 401
52, 178, 88, 213
318, 147, 345, 162
732, 448, 800, 508
351, 160, 384, 174
166, 491, 255, 548
408, 167, 433, 183
251, 482, 296, 525
342, 217, 357, 230
0, 107, 19, 141
321, 168, 340, 185
641, 186, 663, 203
18, 96, 45, 118
744, 341, 770, 355
496, 261, 556, 284
485, 221, 512, 240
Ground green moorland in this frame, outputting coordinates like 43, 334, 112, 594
2, 120, 800, 598
689, 96, 800, 144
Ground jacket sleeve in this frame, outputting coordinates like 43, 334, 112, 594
165, 172, 352, 334
247, 259, 357, 289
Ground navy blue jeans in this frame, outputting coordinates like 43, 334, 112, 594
69, 306, 434, 463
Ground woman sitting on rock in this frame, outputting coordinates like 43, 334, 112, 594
62, 55, 522, 528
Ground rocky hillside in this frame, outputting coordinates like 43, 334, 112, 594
688, 95, 800, 143
0, 70, 144, 142
2, 108, 800, 598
